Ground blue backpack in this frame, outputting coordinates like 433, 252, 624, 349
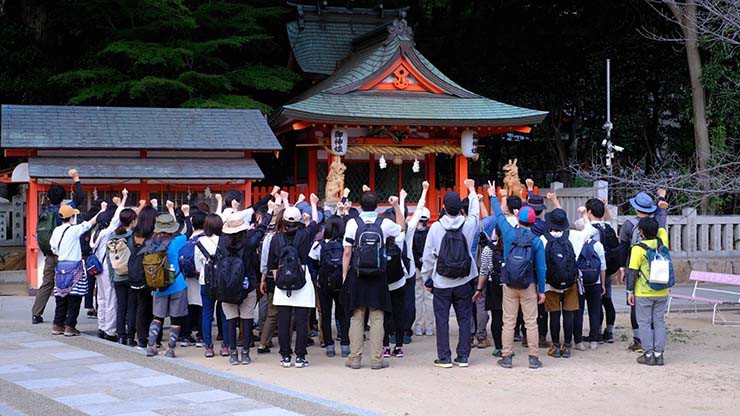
637, 240, 675, 290
577, 239, 602, 286
178, 233, 204, 279
501, 228, 536, 289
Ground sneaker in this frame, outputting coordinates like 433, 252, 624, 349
295, 356, 309, 368
136, 341, 147, 350
453, 357, 469, 368
345, 357, 361, 369
637, 353, 656, 366
492, 349, 503, 358
220, 344, 230, 357
280, 355, 292, 368
433, 359, 453, 368
146, 345, 158, 357
32, 315, 44, 325
403, 334, 412, 344
414, 328, 424, 337
383, 346, 391, 358
548, 343, 561, 358
371, 360, 389, 370
119, 337, 128, 345
204, 346, 215, 358
392, 346, 404, 358
310, 329, 319, 337
128, 338, 137, 348
528, 355, 543, 369
195, 337, 205, 348
561, 344, 572, 358
64, 326, 80, 337
497, 356, 513, 369
602, 330, 614, 344
654, 353, 665, 366
306, 338, 315, 347
477, 338, 492, 349
179, 336, 194, 347
87, 309, 97, 319
51, 324, 64, 335
538, 335, 549, 348
340, 345, 351, 358
628, 339, 644, 354
425, 328, 434, 336
241, 349, 251, 365
574, 342, 586, 351
589, 341, 598, 350
513, 334, 522, 343
521, 335, 528, 348
229, 350, 240, 365
97, 329, 106, 339
326, 345, 336, 358
164, 349, 176, 358
257, 345, 271, 354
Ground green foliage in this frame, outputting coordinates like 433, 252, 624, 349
228, 66, 299, 92
99, 41, 194, 71
182, 95, 271, 112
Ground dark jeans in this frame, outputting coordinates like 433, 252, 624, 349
433, 283, 473, 361
490, 309, 503, 350
278, 305, 309, 358
54, 295, 82, 328
133, 288, 153, 346
383, 287, 406, 348
402, 277, 416, 333
201, 285, 228, 347
537, 303, 548, 337
114, 283, 131, 339
85, 275, 96, 310
602, 275, 616, 327
549, 310, 575, 345
575, 284, 602, 343
318, 289, 349, 346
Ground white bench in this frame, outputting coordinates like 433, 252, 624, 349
667, 271, 740, 326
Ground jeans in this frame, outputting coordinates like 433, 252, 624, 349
402, 277, 416, 334
384, 287, 406, 348
53, 295, 82, 328
636, 296, 668, 353
278, 305, 309, 358
114, 283, 131, 339
474, 288, 489, 340
575, 284, 602, 343
602, 275, 616, 328
200, 285, 228, 347
32, 254, 57, 316
432, 283, 473, 361
502, 285, 539, 357
318, 289, 349, 346
133, 288, 153, 346
349, 307, 384, 366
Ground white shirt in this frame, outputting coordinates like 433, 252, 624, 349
343, 212, 401, 248
540, 222, 599, 292
195, 235, 219, 286
50, 221, 93, 262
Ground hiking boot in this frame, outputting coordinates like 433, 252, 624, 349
654, 353, 665, 366
538, 335, 549, 348
146, 345, 158, 357
257, 345, 271, 354
220, 344, 230, 357
32, 315, 44, 325
521, 335, 528, 348
602, 330, 614, 344
590, 341, 598, 350
295, 356, 309, 368
548, 343, 561, 358
433, 359, 453, 368
164, 349, 176, 358
64, 326, 80, 337
229, 350, 240, 365
528, 355, 543, 369
561, 344, 572, 358
51, 324, 64, 335
477, 338, 492, 349
392, 346, 404, 358
453, 357, 469, 368
497, 356, 513, 369
204, 345, 215, 358
340, 345, 351, 358
280, 355, 292, 368
326, 345, 336, 357
371, 360, 389, 370
241, 349, 251, 365
383, 346, 391, 358
492, 349, 503, 358
637, 353, 656, 366
345, 357, 361, 369
628, 339, 644, 354
574, 342, 586, 351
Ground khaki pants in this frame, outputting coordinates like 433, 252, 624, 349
32, 254, 57, 316
502, 285, 539, 357
349, 307, 384, 366
259, 292, 279, 347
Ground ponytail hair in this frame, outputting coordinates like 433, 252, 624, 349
115, 208, 137, 235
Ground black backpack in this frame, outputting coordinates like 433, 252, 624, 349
275, 234, 306, 296
352, 217, 386, 279
435, 224, 471, 279
544, 231, 578, 290
217, 246, 246, 304
197, 241, 221, 301
318, 240, 344, 292
386, 239, 405, 285
577, 239, 602, 285
594, 223, 621, 276
501, 228, 535, 289
127, 236, 147, 289
412, 226, 429, 269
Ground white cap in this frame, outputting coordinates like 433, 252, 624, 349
418, 207, 431, 221
283, 207, 302, 223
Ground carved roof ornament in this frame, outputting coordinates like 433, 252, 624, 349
385, 12, 414, 45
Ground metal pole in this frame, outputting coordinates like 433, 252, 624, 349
604, 59, 614, 175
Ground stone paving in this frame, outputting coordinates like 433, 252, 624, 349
0, 331, 303, 416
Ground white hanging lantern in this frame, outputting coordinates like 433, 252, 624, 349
412, 158, 420, 173
329, 128, 349, 156
379, 155, 387, 170
461, 129, 479, 159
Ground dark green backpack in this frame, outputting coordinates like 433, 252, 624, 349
36, 206, 59, 256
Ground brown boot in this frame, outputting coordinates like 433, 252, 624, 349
64, 326, 80, 337
51, 325, 64, 335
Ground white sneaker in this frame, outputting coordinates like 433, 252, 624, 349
414, 328, 424, 337
425, 328, 435, 336
589, 342, 598, 350
575, 342, 586, 351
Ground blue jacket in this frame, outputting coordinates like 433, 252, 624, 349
490, 196, 547, 293
154, 234, 187, 297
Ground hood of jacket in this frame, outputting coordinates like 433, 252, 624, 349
438, 214, 466, 231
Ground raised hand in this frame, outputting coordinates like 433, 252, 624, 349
138, 200, 146, 208
215, 194, 222, 203
112, 196, 122, 207
150, 199, 158, 208
231, 199, 239, 211
68, 169, 79, 180
487, 180, 496, 197
464, 178, 475, 189
100, 201, 108, 212
389, 196, 399, 206
310, 193, 319, 205
657, 188, 667, 198
181, 204, 190, 216
526, 178, 534, 190
122, 188, 129, 197
343, 188, 351, 198
166, 200, 174, 210
362, 185, 371, 192
577, 206, 587, 215
280, 190, 289, 201
297, 193, 306, 204
422, 181, 429, 191
267, 199, 276, 213
546, 192, 557, 201
399, 189, 408, 201
271, 185, 281, 196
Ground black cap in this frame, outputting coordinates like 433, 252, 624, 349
527, 195, 546, 212
444, 191, 462, 216
545, 208, 569, 231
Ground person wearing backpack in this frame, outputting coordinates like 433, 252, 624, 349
109, 205, 137, 346
258, 205, 283, 355
144, 214, 188, 358
627, 214, 672, 366
219, 205, 272, 365
49, 202, 108, 337
342, 190, 402, 370
32, 168, 85, 325
179, 209, 205, 347
268, 195, 320, 368
399, 183, 429, 345
585, 198, 620, 343
572, 216, 607, 351
309, 215, 350, 358
380, 195, 410, 359
420, 179, 480, 368
486, 182, 546, 369
475, 227, 505, 357
412, 206, 433, 337
127, 205, 158, 349
524, 186, 551, 349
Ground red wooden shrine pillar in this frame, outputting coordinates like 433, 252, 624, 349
26, 179, 40, 290
425, 153, 437, 217
307, 149, 318, 198
456, 154, 469, 197
243, 180, 252, 205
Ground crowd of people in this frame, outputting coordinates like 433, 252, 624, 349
31, 168, 675, 369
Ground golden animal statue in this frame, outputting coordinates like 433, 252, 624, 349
502, 158, 523, 198
324, 156, 347, 202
